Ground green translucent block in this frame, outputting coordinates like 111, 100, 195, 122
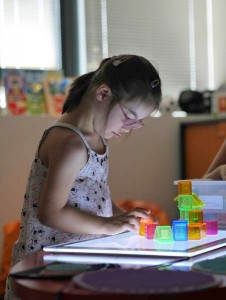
154, 226, 173, 242
154, 240, 174, 251
179, 209, 190, 221
177, 193, 205, 210
178, 195, 193, 209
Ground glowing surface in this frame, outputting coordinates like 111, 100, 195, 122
43, 230, 226, 258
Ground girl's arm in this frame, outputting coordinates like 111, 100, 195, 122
203, 139, 226, 179
38, 133, 149, 235
112, 200, 125, 215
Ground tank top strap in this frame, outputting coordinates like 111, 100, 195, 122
35, 128, 51, 157
48, 122, 91, 150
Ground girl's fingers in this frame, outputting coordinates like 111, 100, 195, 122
123, 222, 137, 232
107, 207, 154, 235
126, 208, 151, 219
125, 215, 140, 228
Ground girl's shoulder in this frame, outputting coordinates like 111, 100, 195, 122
49, 131, 88, 170
48, 126, 88, 156
47, 123, 91, 149
38, 125, 88, 169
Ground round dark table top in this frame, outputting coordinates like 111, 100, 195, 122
10, 250, 226, 300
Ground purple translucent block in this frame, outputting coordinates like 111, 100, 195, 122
205, 220, 218, 235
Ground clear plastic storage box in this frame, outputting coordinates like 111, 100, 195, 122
174, 180, 226, 229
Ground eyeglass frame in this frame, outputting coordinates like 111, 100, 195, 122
117, 102, 144, 129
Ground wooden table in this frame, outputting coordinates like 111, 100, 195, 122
11, 250, 226, 300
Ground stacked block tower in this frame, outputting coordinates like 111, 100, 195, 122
177, 180, 206, 240
139, 180, 218, 241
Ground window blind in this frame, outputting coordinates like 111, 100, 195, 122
106, 0, 191, 99
84, 0, 103, 72
84, 0, 192, 99
78, 0, 226, 98
0, 0, 61, 70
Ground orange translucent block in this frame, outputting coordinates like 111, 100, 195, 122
188, 223, 206, 240
178, 181, 192, 195
188, 210, 203, 224
139, 218, 153, 236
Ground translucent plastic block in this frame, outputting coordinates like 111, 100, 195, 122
177, 193, 205, 210
188, 223, 206, 240
179, 209, 189, 221
154, 226, 173, 242
205, 220, 218, 235
139, 217, 153, 236
145, 223, 157, 239
189, 210, 203, 224
178, 181, 192, 195
191, 193, 205, 208
202, 223, 207, 237
178, 195, 193, 209
154, 240, 174, 251
172, 220, 188, 241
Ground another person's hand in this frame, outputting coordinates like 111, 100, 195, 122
102, 207, 151, 235
203, 164, 226, 180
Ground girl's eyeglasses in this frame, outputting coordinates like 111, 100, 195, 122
118, 103, 144, 129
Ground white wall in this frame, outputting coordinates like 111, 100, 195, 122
0, 114, 212, 258
108, 117, 181, 219
0, 116, 56, 253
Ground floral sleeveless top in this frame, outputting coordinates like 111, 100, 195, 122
11, 122, 113, 267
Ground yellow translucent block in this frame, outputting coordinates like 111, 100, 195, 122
178, 181, 192, 195
188, 210, 203, 224
188, 223, 206, 240
192, 193, 205, 207
139, 218, 153, 236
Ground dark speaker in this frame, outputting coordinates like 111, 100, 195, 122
178, 90, 211, 113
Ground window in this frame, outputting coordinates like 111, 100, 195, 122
80, 0, 226, 100
0, 0, 61, 70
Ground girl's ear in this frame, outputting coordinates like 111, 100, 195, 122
96, 84, 112, 102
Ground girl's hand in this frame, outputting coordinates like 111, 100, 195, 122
102, 207, 151, 235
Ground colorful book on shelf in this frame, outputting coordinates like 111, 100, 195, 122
43, 72, 73, 116
1, 69, 66, 115
24, 70, 48, 115
2, 69, 27, 115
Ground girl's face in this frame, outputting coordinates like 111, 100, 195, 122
103, 100, 156, 139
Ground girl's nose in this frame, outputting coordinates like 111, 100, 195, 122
122, 128, 131, 133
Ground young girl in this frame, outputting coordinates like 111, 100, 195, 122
5, 54, 162, 299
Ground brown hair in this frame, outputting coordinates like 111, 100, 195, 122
62, 54, 162, 114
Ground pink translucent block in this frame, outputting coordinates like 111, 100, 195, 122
145, 223, 157, 239
205, 220, 218, 235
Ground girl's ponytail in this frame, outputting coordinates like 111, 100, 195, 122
62, 58, 112, 114
62, 71, 95, 113
63, 55, 162, 114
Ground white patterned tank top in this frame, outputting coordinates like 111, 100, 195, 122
11, 122, 113, 266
